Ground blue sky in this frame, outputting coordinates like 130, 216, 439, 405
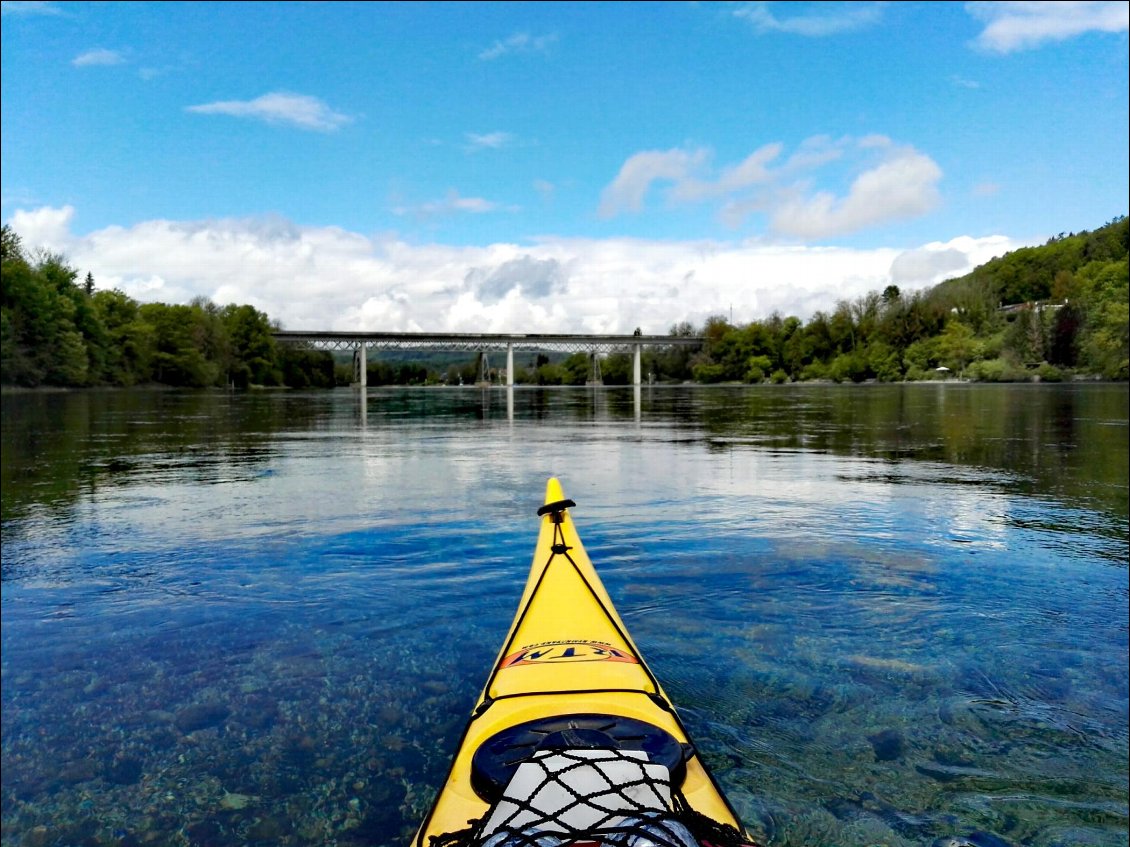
2, 1, 1127, 333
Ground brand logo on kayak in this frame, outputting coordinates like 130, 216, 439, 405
500, 640, 638, 668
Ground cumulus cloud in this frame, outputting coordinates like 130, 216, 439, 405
670, 144, 783, 204
478, 32, 557, 60
72, 48, 126, 67
185, 92, 352, 132
600, 135, 943, 239
733, 1, 885, 36
467, 256, 568, 303
598, 148, 711, 217
966, 1, 1129, 53
7, 206, 1029, 335
890, 236, 1018, 286
770, 143, 942, 238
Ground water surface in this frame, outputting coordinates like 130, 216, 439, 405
2, 384, 1127, 847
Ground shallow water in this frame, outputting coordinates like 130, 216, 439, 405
1, 383, 1127, 847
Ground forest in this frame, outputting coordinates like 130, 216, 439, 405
2, 216, 1126, 389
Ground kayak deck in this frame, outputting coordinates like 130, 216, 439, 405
414, 479, 749, 847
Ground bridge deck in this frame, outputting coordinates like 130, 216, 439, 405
271, 330, 703, 354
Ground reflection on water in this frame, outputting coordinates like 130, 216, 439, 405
1, 384, 1127, 847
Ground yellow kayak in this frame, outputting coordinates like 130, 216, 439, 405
415, 478, 754, 847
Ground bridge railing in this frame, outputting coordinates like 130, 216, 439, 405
270, 330, 703, 355
270, 331, 704, 387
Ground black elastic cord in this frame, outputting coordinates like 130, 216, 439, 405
537, 498, 576, 520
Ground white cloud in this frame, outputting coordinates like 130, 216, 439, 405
465, 131, 514, 151
598, 148, 711, 217
468, 255, 569, 303
670, 144, 783, 203
7, 206, 1029, 336
888, 236, 1015, 286
72, 48, 126, 67
733, 1, 885, 36
394, 190, 505, 220
950, 74, 982, 89
0, 1, 62, 15
478, 32, 557, 60
185, 92, 352, 132
770, 144, 943, 238
966, 1, 1129, 53
599, 136, 943, 239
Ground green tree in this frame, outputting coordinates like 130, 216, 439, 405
223, 303, 278, 387
1, 245, 92, 386
560, 352, 593, 385
937, 320, 979, 375
745, 354, 772, 383
1076, 258, 1129, 378
93, 289, 154, 384
139, 302, 218, 387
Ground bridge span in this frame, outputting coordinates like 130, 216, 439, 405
270, 330, 703, 387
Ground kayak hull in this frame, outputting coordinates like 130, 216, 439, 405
414, 478, 746, 846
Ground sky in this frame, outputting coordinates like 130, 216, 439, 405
2, 1, 1128, 334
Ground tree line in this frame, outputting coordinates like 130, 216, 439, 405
2, 217, 1126, 390
650, 215, 1127, 385
1, 226, 337, 389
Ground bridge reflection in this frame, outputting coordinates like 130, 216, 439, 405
357, 384, 645, 427
271, 331, 703, 387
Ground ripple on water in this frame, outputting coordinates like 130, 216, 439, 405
1, 386, 1126, 847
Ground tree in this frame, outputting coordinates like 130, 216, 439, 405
1076, 257, 1129, 378
937, 320, 978, 375
139, 302, 218, 387
745, 354, 772, 383
93, 289, 154, 385
1, 225, 24, 262
223, 304, 278, 387
1, 246, 92, 385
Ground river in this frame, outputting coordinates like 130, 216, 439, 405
1, 383, 1127, 847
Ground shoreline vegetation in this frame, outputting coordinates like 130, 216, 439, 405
2, 217, 1126, 390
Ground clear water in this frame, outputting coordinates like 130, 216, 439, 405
1, 384, 1127, 847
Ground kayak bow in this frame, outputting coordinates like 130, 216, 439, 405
414, 478, 752, 847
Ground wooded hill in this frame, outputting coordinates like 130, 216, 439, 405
679, 215, 1128, 384
2, 216, 1126, 389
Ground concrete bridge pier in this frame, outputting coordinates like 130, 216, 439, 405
354, 342, 368, 390
587, 351, 603, 386
476, 351, 491, 387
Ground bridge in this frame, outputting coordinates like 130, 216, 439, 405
270, 331, 703, 387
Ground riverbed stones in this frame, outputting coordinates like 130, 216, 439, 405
174, 702, 230, 733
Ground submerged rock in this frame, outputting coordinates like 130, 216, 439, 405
174, 702, 230, 733
219, 791, 256, 811
245, 815, 288, 840
932, 833, 1014, 847
105, 756, 144, 785
867, 728, 905, 762
57, 758, 99, 784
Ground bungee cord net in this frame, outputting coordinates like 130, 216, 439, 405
429, 747, 755, 847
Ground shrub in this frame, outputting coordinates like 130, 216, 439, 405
1035, 363, 1064, 382
966, 357, 1030, 382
